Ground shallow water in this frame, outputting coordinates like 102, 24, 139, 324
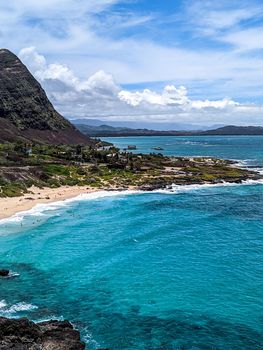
1, 136, 263, 349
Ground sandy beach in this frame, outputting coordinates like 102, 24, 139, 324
0, 185, 100, 220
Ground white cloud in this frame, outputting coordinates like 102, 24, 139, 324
188, 1, 263, 54
204, 9, 255, 30
188, 1, 263, 34
219, 27, 263, 51
190, 98, 238, 110
118, 85, 239, 112
0, 0, 262, 118
17, 47, 263, 126
0, 0, 120, 17
119, 86, 189, 107
83, 71, 119, 95
19, 47, 119, 95
1, 0, 263, 91
20, 47, 79, 88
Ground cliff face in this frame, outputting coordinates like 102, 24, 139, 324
0, 49, 91, 145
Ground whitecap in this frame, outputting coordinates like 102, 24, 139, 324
1, 181, 263, 227
34, 315, 64, 323
250, 167, 263, 175
0, 300, 7, 309
154, 179, 263, 195
82, 327, 101, 348
7, 302, 38, 313
7, 271, 20, 278
231, 159, 263, 172
0, 300, 38, 317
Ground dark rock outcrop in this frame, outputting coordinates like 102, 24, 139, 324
0, 317, 85, 349
0, 270, 9, 277
0, 49, 92, 145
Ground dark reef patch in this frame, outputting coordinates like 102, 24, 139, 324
1, 262, 263, 349
86, 309, 263, 349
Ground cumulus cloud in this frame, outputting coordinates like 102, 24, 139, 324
19, 46, 119, 95
118, 86, 238, 110
119, 86, 188, 107
18, 47, 263, 125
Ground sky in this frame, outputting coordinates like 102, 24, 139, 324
1, 0, 263, 126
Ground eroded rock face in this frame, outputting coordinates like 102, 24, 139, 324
0, 49, 71, 131
0, 49, 91, 145
0, 317, 85, 349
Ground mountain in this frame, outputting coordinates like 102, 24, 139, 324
75, 124, 170, 137
75, 124, 199, 137
76, 123, 263, 137
71, 118, 217, 131
200, 125, 263, 135
0, 49, 91, 145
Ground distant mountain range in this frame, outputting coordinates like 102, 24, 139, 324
75, 123, 263, 137
71, 118, 224, 131
199, 125, 263, 135
0, 49, 91, 145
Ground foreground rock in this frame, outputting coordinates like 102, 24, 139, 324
0, 317, 85, 349
0, 270, 9, 277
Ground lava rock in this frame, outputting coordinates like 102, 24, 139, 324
0, 270, 9, 277
0, 317, 85, 349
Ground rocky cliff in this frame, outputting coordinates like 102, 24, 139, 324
0, 49, 91, 145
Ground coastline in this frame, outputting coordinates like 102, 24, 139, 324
0, 185, 102, 221
1, 177, 263, 222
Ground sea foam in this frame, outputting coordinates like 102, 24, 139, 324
0, 300, 38, 317
1, 180, 263, 226
0, 190, 140, 226
154, 178, 263, 195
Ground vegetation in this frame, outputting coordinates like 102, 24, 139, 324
0, 141, 259, 197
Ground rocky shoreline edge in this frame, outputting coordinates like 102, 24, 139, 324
0, 272, 86, 349
0, 317, 86, 350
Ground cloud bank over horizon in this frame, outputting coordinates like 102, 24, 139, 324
19, 47, 263, 126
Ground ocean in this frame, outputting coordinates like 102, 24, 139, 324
102, 135, 263, 169
1, 135, 263, 349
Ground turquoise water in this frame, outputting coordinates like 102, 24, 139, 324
1, 136, 263, 349
102, 135, 263, 167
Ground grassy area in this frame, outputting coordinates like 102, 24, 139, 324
0, 142, 259, 197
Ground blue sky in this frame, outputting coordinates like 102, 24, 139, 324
1, 0, 263, 125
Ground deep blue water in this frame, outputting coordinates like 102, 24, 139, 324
1, 136, 263, 349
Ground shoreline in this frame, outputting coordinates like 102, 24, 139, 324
0, 185, 103, 221
1, 177, 263, 222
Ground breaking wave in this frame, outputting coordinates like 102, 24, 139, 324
0, 300, 38, 317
